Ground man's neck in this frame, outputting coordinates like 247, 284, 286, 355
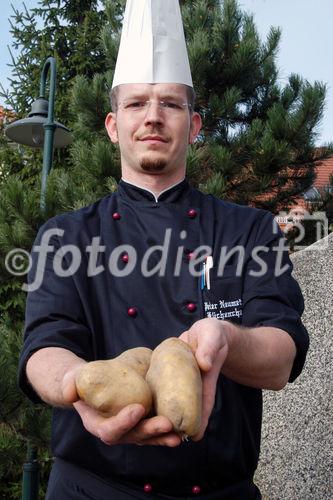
121, 171, 186, 198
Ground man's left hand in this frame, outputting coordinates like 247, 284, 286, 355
179, 318, 232, 441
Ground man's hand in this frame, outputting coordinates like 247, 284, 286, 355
179, 319, 297, 440
74, 401, 181, 447
62, 364, 181, 448
179, 318, 231, 441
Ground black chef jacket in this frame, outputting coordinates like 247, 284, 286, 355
18, 179, 309, 499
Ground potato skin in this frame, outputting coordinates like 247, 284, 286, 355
76, 349, 153, 416
146, 338, 202, 437
117, 347, 152, 378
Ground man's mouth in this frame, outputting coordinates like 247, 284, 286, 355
139, 135, 168, 144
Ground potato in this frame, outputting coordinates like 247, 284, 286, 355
117, 347, 152, 378
76, 348, 153, 417
146, 337, 202, 438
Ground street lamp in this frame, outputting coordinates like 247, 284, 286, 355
4, 57, 72, 500
5, 56, 72, 210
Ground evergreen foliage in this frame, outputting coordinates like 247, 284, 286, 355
0, 1, 108, 496
0, 174, 49, 498
0, 0, 332, 496
0, 0, 107, 184
180, 0, 332, 209
68, 0, 333, 213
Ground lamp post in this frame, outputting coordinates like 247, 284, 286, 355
4, 57, 72, 499
22, 446, 39, 500
5, 56, 72, 210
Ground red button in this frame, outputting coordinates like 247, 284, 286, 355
187, 208, 197, 219
186, 302, 197, 312
127, 307, 138, 317
143, 483, 152, 493
186, 252, 194, 261
112, 212, 121, 220
192, 485, 201, 494
121, 253, 129, 263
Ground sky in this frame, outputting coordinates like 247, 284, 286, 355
239, 0, 333, 145
1, 0, 332, 145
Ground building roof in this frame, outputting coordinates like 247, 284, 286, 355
252, 156, 333, 207
314, 156, 333, 188
249, 155, 333, 230
0, 105, 16, 127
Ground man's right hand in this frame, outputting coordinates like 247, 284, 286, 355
73, 401, 182, 447
62, 364, 181, 448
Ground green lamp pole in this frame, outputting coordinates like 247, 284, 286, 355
22, 446, 39, 500
5, 56, 72, 211
5, 57, 72, 499
39, 56, 57, 211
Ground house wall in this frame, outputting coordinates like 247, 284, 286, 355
255, 233, 332, 500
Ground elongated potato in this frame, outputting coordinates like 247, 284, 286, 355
146, 338, 202, 438
76, 348, 153, 417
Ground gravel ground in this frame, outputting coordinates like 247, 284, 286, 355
254, 233, 333, 499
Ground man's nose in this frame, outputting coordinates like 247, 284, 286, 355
144, 101, 164, 125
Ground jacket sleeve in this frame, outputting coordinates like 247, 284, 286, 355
241, 211, 309, 382
18, 218, 93, 403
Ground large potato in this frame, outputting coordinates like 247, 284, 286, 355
146, 338, 202, 438
76, 348, 153, 417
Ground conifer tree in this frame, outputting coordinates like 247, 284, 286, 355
0, 0, 107, 183
0, 0, 332, 496
66, 0, 332, 214
0, 1, 108, 496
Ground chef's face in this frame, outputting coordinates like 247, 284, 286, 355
105, 83, 202, 180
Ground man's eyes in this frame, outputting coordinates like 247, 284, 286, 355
124, 100, 183, 109
162, 102, 182, 109
125, 101, 146, 109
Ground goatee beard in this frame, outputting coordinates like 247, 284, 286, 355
140, 158, 167, 172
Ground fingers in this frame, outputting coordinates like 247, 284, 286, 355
191, 363, 221, 441
178, 331, 188, 342
74, 402, 181, 447
195, 332, 227, 372
136, 432, 181, 447
179, 330, 198, 354
183, 318, 229, 372
61, 364, 86, 404
121, 415, 181, 447
193, 340, 229, 441
179, 320, 230, 441
74, 402, 146, 444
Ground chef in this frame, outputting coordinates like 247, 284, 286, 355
19, 1, 309, 498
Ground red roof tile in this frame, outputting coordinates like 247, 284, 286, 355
314, 156, 333, 188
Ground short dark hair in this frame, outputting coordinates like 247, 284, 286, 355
109, 84, 196, 114
186, 86, 196, 113
110, 85, 120, 113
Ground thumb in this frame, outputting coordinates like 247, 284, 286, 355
195, 348, 214, 372
62, 365, 83, 404
196, 340, 228, 372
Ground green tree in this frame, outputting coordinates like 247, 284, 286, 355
0, 0, 107, 184
67, 0, 332, 215
0, 1, 108, 496
181, 0, 333, 210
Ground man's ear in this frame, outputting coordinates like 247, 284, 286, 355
105, 113, 118, 143
189, 112, 202, 144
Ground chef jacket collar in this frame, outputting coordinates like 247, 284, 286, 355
118, 178, 190, 203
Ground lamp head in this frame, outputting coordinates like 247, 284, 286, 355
4, 97, 72, 148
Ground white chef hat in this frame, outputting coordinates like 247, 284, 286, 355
112, 0, 193, 88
